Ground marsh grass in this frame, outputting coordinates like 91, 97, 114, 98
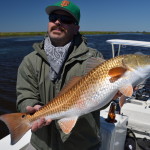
0, 31, 149, 37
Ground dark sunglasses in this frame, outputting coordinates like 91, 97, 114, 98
49, 13, 77, 25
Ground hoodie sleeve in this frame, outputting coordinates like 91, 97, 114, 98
16, 54, 43, 113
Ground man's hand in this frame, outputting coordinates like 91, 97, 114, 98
112, 91, 122, 100
26, 105, 52, 132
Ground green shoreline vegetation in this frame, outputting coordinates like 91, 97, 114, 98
0, 31, 150, 37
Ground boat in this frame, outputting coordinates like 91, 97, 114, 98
0, 39, 150, 150
100, 39, 150, 150
106, 39, 150, 58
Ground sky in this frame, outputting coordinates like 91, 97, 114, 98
0, 0, 150, 32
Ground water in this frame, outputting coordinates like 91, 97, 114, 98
0, 33, 150, 138
0, 36, 43, 114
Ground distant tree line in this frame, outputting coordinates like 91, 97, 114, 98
0, 31, 150, 37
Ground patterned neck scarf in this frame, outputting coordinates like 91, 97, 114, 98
44, 37, 71, 81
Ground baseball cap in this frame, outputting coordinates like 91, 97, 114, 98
45, 0, 80, 24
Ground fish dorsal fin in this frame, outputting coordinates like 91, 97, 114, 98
109, 67, 127, 82
58, 116, 78, 134
119, 84, 133, 97
85, 57, 105, 74
57, 77, 82, 97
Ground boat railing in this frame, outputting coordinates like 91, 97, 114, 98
106, 39, 150, 57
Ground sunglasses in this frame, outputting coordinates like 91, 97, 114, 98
49, 13, 77, 25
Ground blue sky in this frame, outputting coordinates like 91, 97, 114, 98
0, 0, 150, 32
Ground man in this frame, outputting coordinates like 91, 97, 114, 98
16, 1, 103, 150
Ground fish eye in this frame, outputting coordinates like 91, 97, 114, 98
22, 114, 26, 118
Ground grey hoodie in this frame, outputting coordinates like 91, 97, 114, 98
16, 34, 103, 150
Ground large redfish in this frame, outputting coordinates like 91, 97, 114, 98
0, 54, 150, 145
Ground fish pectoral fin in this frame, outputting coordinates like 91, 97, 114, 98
109, 67, 127, 77
109, 75, 122, 83
109, 67, 127, 82
119, 84, 133, 97
58, 116, 78, 134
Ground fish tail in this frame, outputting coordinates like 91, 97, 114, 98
0, 113, 31, 145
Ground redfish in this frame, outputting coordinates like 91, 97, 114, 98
0, 54, 150, 145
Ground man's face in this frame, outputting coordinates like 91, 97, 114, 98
47, 10, 79, 46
